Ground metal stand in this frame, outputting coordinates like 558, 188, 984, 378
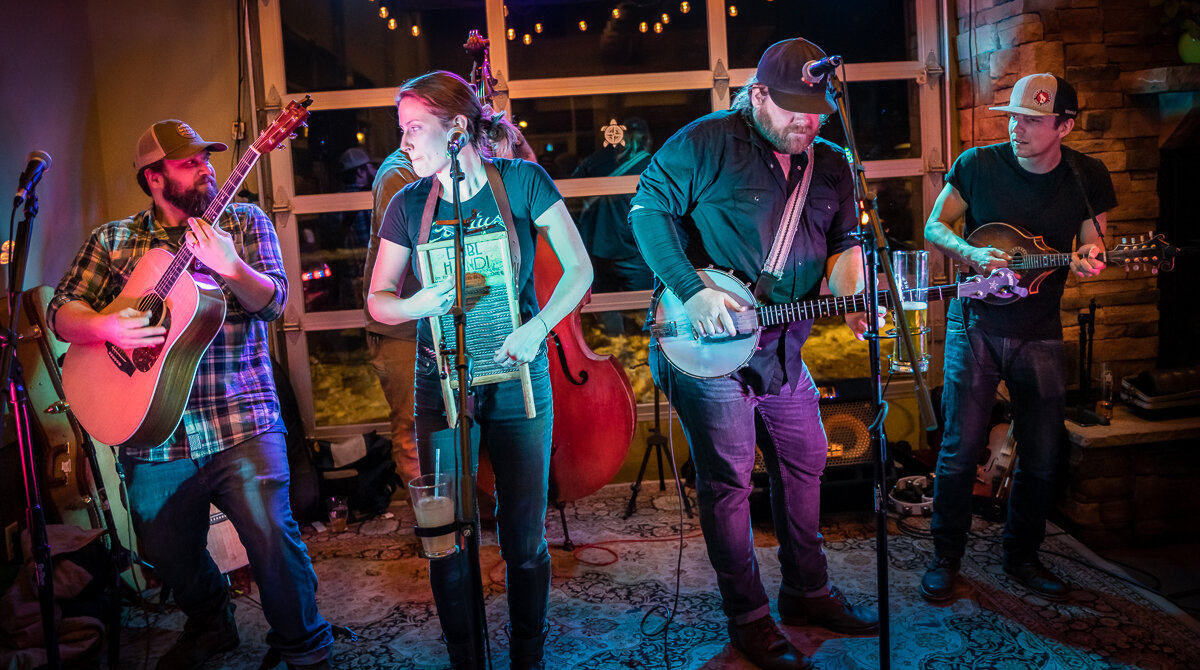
623, 386, 693, 520
831, 70, 938, 670
3, 192, 60, 669
446, 146, 490, 670
1065, 299, 1107, 426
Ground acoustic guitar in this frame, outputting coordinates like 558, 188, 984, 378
60, 97, 312, 449
965, 222, 1177, 305
650, 267, 1023, 379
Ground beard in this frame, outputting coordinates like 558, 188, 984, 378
163, 173, 217, 217
752, 105, 819, 155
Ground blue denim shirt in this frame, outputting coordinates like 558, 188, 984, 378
629, 109, 859, 393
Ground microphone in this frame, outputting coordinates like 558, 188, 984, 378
447, 127, 468, 155
14, 151, 52, 205
802, 55, 842, 86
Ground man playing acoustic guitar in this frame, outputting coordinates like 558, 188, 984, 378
921, 73, 1116, 602
48, 120, 334, 669
629, 38, 879, 670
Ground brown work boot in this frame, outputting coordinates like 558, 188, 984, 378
778, 586, 879, 635
727, 615, 812, 670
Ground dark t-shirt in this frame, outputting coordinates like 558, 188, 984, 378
378, 158, 562, 348
946, 142, 1116, 339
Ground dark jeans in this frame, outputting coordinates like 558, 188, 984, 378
650, 346, 830, 625
120, 431, 333, 665
931, 323, 1066, 562
414, 351, 553, 642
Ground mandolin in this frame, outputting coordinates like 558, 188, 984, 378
60, 97, 313, 449
651, 267, 1023, 379
965, 222, 1177, 305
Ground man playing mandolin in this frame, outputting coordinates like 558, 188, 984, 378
921, 73, 1116, 603
48, 120, 334, 669
629, 38, 879, 670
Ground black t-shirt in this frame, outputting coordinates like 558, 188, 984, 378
946, 142, 1116, 339
378, 158, 563, 347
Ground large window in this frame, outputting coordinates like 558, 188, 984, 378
254, 0, 950, 436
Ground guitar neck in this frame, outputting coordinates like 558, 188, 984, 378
757, 284, 958, 328
152, 147, 264, 299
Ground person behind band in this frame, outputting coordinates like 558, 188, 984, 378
366, 71, 592, 670
920, 73, 1115, 603
48, 120, 334, 669
628, 37, 880, 670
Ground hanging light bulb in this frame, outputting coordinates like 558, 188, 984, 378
639, 21, 648, 32
680, 2, 690, 13
534, 22, 543, 33
612, 7, 621, 19
379, 5, 388, 19
518, 120, 528, 129
356, 132, 366, 144
411, 24, 420, 37
578, 20, 588, 31
522, 33, 532, 45
662, 13, 670, 24
654, 21, 663, 33
507, 27, 515, 40
387, 17, 396, 29
728, 5, 738, 17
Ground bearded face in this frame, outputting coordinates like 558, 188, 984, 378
751, 88, 823, 155
161, 170, 217, 217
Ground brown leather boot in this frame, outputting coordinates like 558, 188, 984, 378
727, 616, 812, 670
778, 586, 879, 635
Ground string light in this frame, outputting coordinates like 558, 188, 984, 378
356, 132, 366, 144
728, 5, 738, 17
680, 2, 690, 13
661, 13, 670, 24
518, 120, 528, 129
639, 21, 648, 32
654, 21, 663, 33
523, 33, 532, 45
411, 24, 420, 37
534, 22, 543, 33
579, 20, 588, 31
507, 27, 515, 40
612, 7, 621, 19
378, 5, 388, 19
387, 17, 396, 29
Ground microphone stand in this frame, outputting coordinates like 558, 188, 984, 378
830, 71, 937, 670
446, 143, 490, 670
2, 190, 60, 669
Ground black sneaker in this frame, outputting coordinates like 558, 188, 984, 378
1003, 557, 1068, 601
920, 556, 960, 603
727, 615, 813, 670
156, 603, 240, 670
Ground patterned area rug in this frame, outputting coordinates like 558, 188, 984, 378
118, 484, 1200, 669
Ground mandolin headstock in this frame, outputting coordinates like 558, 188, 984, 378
1108, 233, 1178, 274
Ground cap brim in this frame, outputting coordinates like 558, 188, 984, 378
768, 89, 837, 115
988, 104, 1055, 117
164, 141, 229, 161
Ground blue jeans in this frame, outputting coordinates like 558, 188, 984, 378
414, 351, 553, 642
120, 430, 333, 665
650, 346, 830, 625
931, 323, 1066, 562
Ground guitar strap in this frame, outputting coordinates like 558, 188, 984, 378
754, 145, 814, 302
1063, 151, 1106, 244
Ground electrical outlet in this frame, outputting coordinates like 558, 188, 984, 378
4, 522, 18, 562
231, 120, 246, 141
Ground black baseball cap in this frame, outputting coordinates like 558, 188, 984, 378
756, 38, 838, 115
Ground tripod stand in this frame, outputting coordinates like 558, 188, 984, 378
623, 386, 693, 519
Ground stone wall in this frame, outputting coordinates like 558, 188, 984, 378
953, 0, 1179, 385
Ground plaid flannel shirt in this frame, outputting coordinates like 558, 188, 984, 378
48, 203, 289, 462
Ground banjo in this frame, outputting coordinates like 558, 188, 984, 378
650, 267, 1023, 379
